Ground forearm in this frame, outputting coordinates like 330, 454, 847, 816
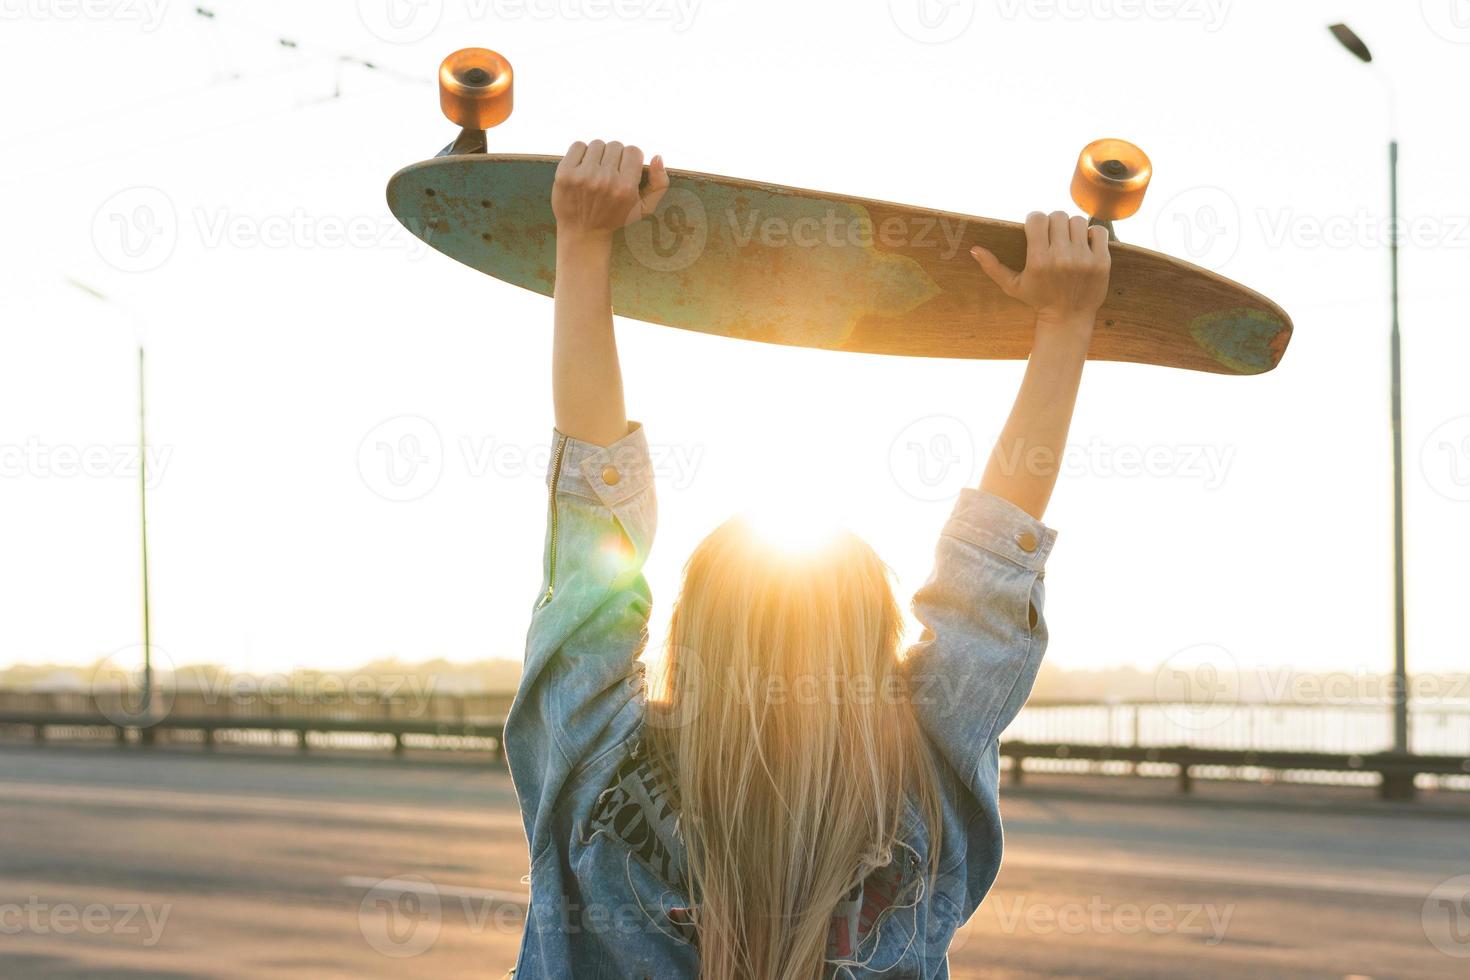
979, 318, 1090, 520
552, 232, 628, 447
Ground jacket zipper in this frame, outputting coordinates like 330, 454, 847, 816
537, 434, 569, 609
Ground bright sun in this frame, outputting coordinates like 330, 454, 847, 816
738, 500, 846, 555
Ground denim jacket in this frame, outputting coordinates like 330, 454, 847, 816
504, 423, 1056, 979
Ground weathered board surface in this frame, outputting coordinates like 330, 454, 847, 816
387, 154, 1292, 375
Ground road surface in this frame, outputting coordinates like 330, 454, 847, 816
1, 741, 1466, 978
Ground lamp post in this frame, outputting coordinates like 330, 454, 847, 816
1327, 24, 1410, 786
67, 279, 154, 728
137, 343, 153, 728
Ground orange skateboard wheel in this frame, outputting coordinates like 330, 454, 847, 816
1070, 139, 1151, 221
439, 48, 514, 130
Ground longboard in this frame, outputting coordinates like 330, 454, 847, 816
387, 51, 1292, 375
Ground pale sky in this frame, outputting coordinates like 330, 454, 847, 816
1, 0, 1467, 685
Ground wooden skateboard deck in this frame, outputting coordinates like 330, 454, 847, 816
387, 154, 1292, 375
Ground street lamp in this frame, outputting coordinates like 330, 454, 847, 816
1327, 23, 1410, 783
67, 278, 155, 732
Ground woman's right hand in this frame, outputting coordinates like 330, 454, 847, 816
970, 211, 1112, 346
971, 211, 1110, 520
552, 140, 669, 243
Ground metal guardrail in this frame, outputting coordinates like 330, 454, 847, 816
1005, 699, 1470, 756
0, 689, 516, 723
0, 689, 513, 756
0, 709, 507, 755
2, 692, 1466, 800
1004, 700, 1470, 799
1000, 741, 1469, 801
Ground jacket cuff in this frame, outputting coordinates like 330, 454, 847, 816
547, 422, 654, 507
940, 489, 1057, 573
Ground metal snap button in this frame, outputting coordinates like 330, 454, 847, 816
601, 465, 621, 486
1016, 531, 1038, 553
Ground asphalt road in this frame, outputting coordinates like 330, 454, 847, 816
1, 741, 1466, 979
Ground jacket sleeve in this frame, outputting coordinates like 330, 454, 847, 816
503, 422, 656, 856
902, 489, 1056, 803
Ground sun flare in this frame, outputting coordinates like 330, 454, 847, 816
738, 502, 846, 556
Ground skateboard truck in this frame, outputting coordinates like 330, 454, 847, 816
1070, 139, 1151, 241
435, 48, 514, 158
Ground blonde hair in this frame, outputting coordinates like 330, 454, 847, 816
646, 516, 944, 980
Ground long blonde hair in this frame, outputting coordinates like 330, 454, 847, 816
646, 516, 944, 980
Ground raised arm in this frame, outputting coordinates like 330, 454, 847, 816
970, 211, 1111, 519
503, 141, 669, 851
904, 212, 1110, 913
551, 140, 669, 447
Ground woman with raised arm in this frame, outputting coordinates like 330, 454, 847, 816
502, 140, 1110, 980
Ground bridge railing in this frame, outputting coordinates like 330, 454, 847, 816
0, 687, 515, 755
0, 688, 516, 723
2, 690, 1466, 798
1000, 699, 1469, 800
1005, 699, 1470, 757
